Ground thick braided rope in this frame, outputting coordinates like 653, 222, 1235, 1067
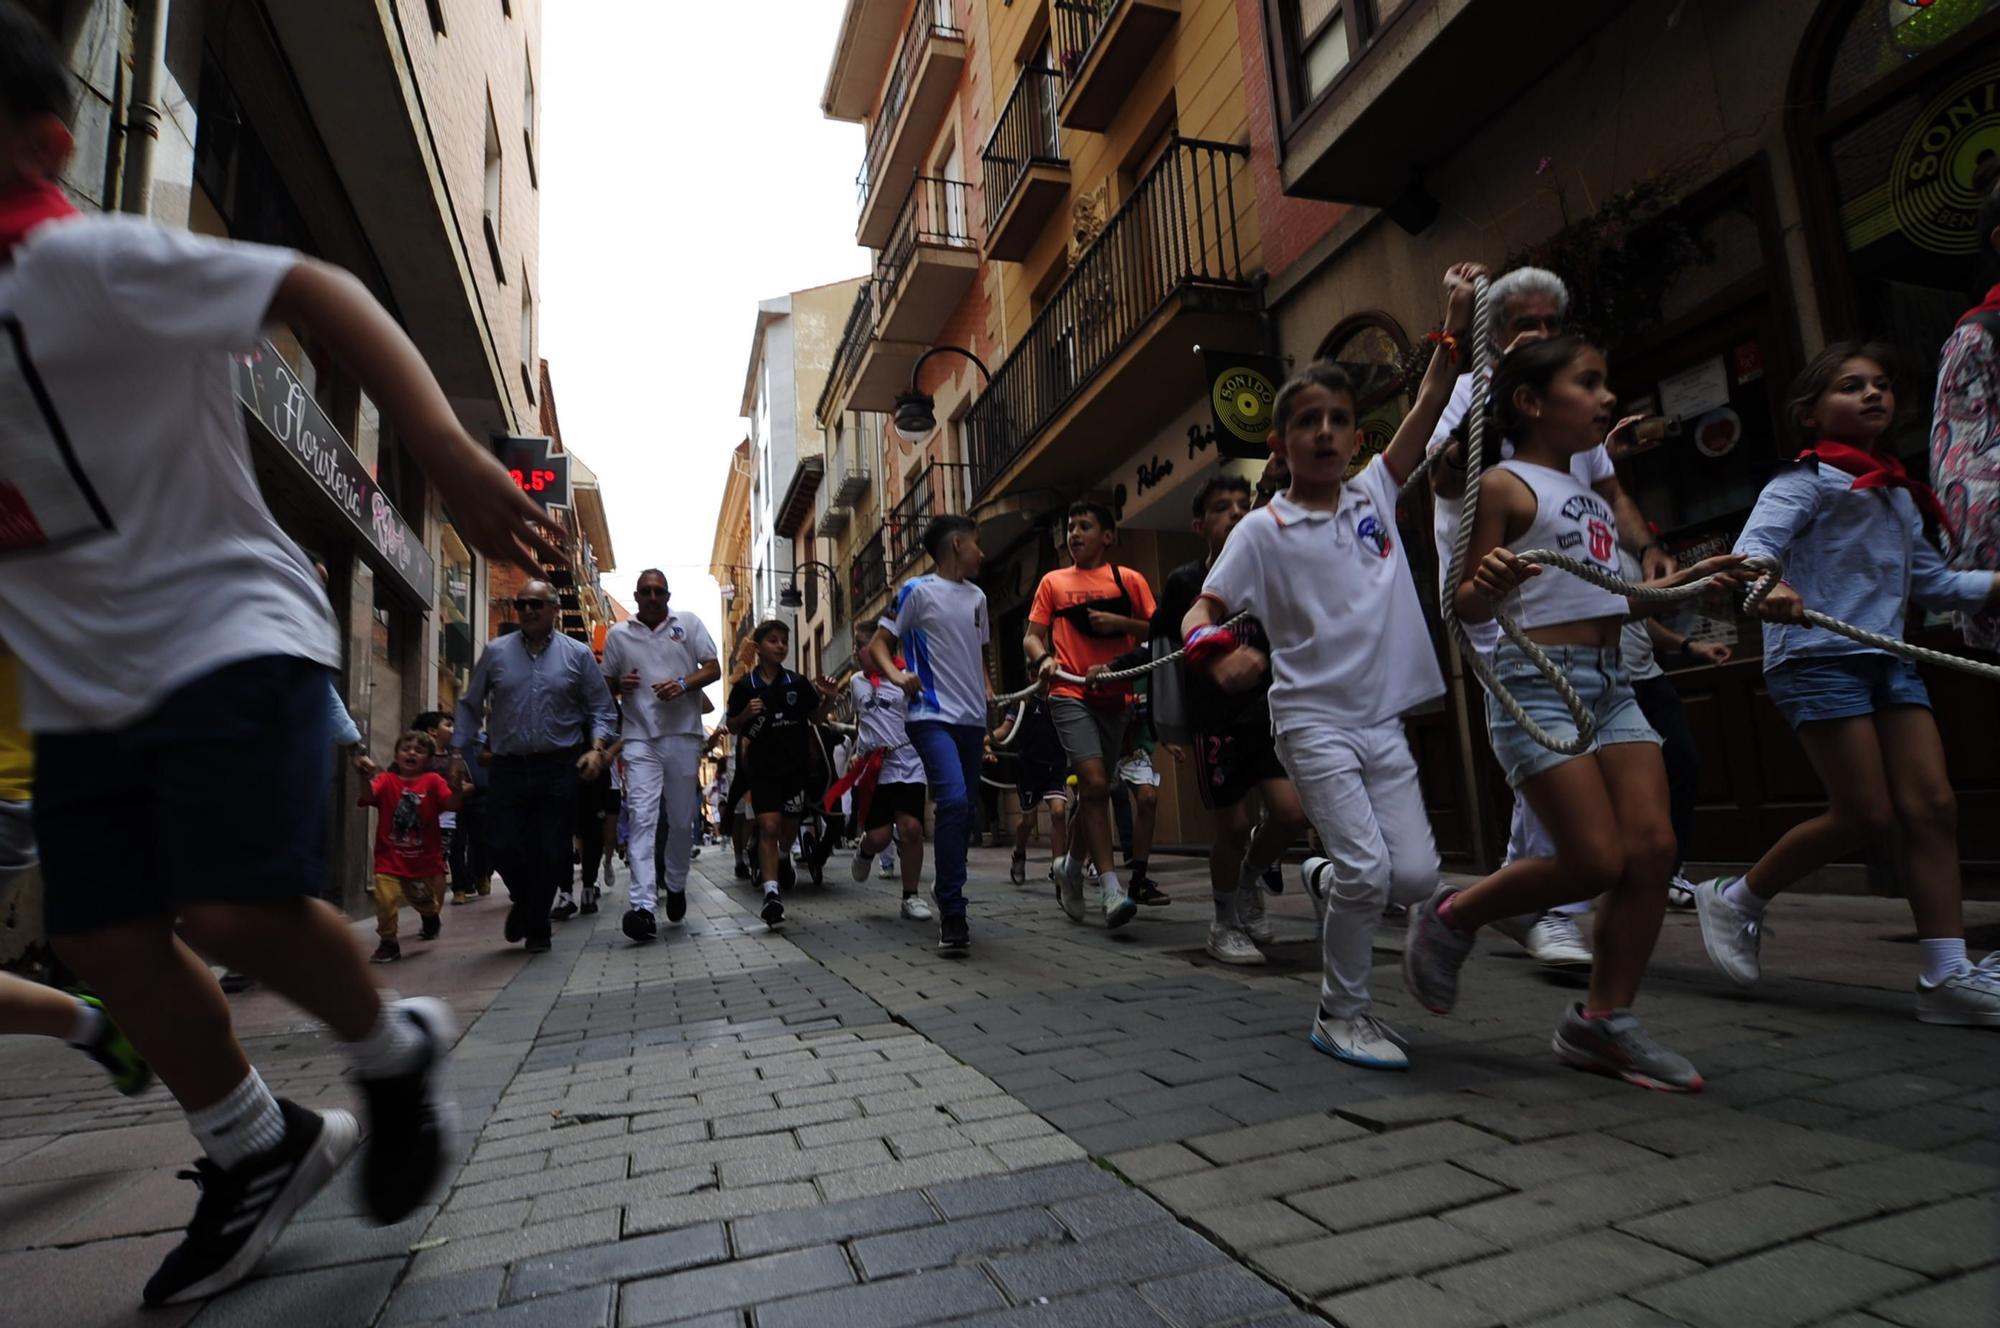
989, 609, 1256, 707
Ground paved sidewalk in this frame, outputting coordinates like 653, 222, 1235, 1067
0, 848, 1995, 1326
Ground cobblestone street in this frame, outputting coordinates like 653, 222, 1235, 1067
2, 850, 1996, 1327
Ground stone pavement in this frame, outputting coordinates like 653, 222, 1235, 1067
0, 846, 1995, 1326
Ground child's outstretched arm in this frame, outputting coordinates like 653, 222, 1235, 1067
1732, 468, 1823, 623
266, 261, 564, 571
1453, 470, 1535, 624
1383, 262, 1486, 485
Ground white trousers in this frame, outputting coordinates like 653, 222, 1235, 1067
1277, 720, 1440, 1020
1506, 785, 1590, 917
625, 734, 701, 913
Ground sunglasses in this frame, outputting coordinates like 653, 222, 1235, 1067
513, 597, 548, 610
635, 586, 668, 598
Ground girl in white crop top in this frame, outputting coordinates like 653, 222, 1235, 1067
1404, 336, 1749, 1095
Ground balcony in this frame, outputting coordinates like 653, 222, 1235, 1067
877, 176, 979, 345
966, 138, 1258, 501
1273, 0, 1633, 206
1054, 0, 1180, 132
849, 524, 890, 615
983, 67, 1069, 263
854, 0, 966, 249
775, 454, 825, 538
834, 414, 877, 506
885, 461, 971, 573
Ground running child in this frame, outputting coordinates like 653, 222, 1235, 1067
0, 8, 554, 1304
1408, 333, 1748, 1091
357, 731, 465, 963
413, 711, 475, 906
871, 514, 994, 957
1027, 503, 1156, 929
1155, 474, 1308, 966
725, 622, 836, 928
1187, 263, 1480, 1067
992, 693, 1070, 888
1696, 342, 2000, 1022
839, 625, 932, 922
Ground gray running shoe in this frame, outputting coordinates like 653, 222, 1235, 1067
1552, 1005, 1704, 1093
1403, 885, 1476, 1015
1692, 877, 1764, 987
1205, 924, 1265, 966
1915, 967, 2000, 1026
1236, 880, 1274, 945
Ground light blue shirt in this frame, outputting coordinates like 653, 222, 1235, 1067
455, 631, 618, 757
1733, 460, 1991, 671
323, 677, 360, 748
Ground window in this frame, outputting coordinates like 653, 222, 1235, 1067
426, 0, 447, 36
521, 49, 539, 188
1269, 0, 1411, 123
519, 273, 535, 401
482, 93, 505, 282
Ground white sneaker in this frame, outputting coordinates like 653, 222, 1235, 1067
1310, 1010, 1409, 1070
1523, 913, 1593, 972
1665, 874, 1695, 910
1236, 881, 1274, 945
1205, 924, 1265, 966
878, 852, 896, 879
1100, 878, 1138, 930
900, 894, 933, 922
1058, 854, 1088, 922
849, 851, 871, 884
1916, 966, 2000, 1026
1692, 877, 1764, 987
1976, 952, 2000, 974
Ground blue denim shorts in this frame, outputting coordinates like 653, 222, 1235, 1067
1764, 652, 1931, 729
1484, 643, 1661, 789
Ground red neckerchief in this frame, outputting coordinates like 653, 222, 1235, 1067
826, 657, 906, 823
861, 654, 906, 687
1958, 282, 2000, 325
1797, 439, 1953, 539
0, 180, 79, 260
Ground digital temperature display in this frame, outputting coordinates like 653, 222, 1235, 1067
492, 435, 570, 509
510, 467, 559, 493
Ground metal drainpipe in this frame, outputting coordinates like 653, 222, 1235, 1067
118, 0, 169, 217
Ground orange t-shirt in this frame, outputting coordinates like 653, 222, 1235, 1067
1029, 564, 1157, 704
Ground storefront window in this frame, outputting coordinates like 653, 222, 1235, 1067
1825, 0, 1999, 105
1316, 315, 1412, 478
437, 525, 474, 706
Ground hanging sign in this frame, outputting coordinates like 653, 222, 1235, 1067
1202, 349, 1283, 460
495, 434, 573, 510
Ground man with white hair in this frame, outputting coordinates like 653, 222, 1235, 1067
1427, 266, 1673, 971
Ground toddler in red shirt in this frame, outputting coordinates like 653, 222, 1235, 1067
358, 732, 466, 962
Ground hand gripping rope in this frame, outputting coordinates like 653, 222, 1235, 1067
987, 613, 1255, 709
1441, 277, 2000, 756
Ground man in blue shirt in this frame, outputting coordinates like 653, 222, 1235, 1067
456, 582, 618, 953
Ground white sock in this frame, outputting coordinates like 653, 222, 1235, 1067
188, 1069, 287, 1169
66, 998, 106, 1048
348, 998, 423, 1077
1919, 938, 1970, 985
763, 880, 780, 896
1721, 877, 1767, 916
1101, 870, 1122, 896
1236, 857, 1263, 896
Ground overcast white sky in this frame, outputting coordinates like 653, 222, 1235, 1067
538, 1, 870, 704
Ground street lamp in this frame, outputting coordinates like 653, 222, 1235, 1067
891, 344, 993, 443
779, 559, 840, 610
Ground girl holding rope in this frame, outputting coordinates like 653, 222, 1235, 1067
1407, 335, 1750, 1093
1694, 344, 2000, 1024
1184, 262, 1481, 1070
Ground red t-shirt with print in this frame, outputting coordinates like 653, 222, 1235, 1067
360, 771, 451, 878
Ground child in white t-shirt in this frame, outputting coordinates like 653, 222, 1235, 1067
1186, 263, 1481, 1071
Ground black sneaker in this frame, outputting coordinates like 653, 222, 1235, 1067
579, 887, 599, 916
938, 913, 970, 956
370, 941, 401, 964
142, 1100, 358, 1305
1009, 854, 1027, 885
778, 859, 797, 892
419, 913, 441, 941
503, 902, 527, 944
1131, 879, 1171, 907
218, 970, 256, 994
621, 907, 656, 943
734, 858, 751, 880
74, 993, 151, 1097
1262, 862, 1284, 894
524, 936, 552, 954
666, 890, 687, 924
549, 895, 579, 922
356, 997, 458, 1224
761, 891, 785, 927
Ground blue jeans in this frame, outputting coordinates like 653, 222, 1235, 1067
908, 721, 983, 917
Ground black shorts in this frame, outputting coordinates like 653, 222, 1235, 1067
749, 772, 808, 817
1192, 725, 1288, 811
1015, 760, 1070, 813
35, 655, 332, 935
864, 782, 926, 831
575, 779, 621, 833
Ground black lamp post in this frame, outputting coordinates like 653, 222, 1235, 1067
892, 344, 993, 442
779, 559, 840, 610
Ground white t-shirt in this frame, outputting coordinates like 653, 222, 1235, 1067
849, 673, 925, 784
602, 611, 718, 741
879, 573, 990, 727
1200, 458, 1444, 733
0, 217, 336, 731
1428, 372, 1614, 654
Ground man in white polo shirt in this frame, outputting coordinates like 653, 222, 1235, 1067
602, 570, 719, 941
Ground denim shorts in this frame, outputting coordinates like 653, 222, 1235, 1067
1484, 643, 1660, 789
1764, 652, 1931, 729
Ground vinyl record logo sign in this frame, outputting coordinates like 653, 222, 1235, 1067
1202, 350, 1283, 460
1890, 61, 2000, 256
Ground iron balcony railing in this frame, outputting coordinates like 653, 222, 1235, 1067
982, 66, 1066, 236
851, 525, 890, 609
880, 175, 976, 293
855, 0, 962, 213
1054, 0, 1116, 85
966, 137, 1252, 497
886, 461, 971, 572
815, 279, 879, 426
